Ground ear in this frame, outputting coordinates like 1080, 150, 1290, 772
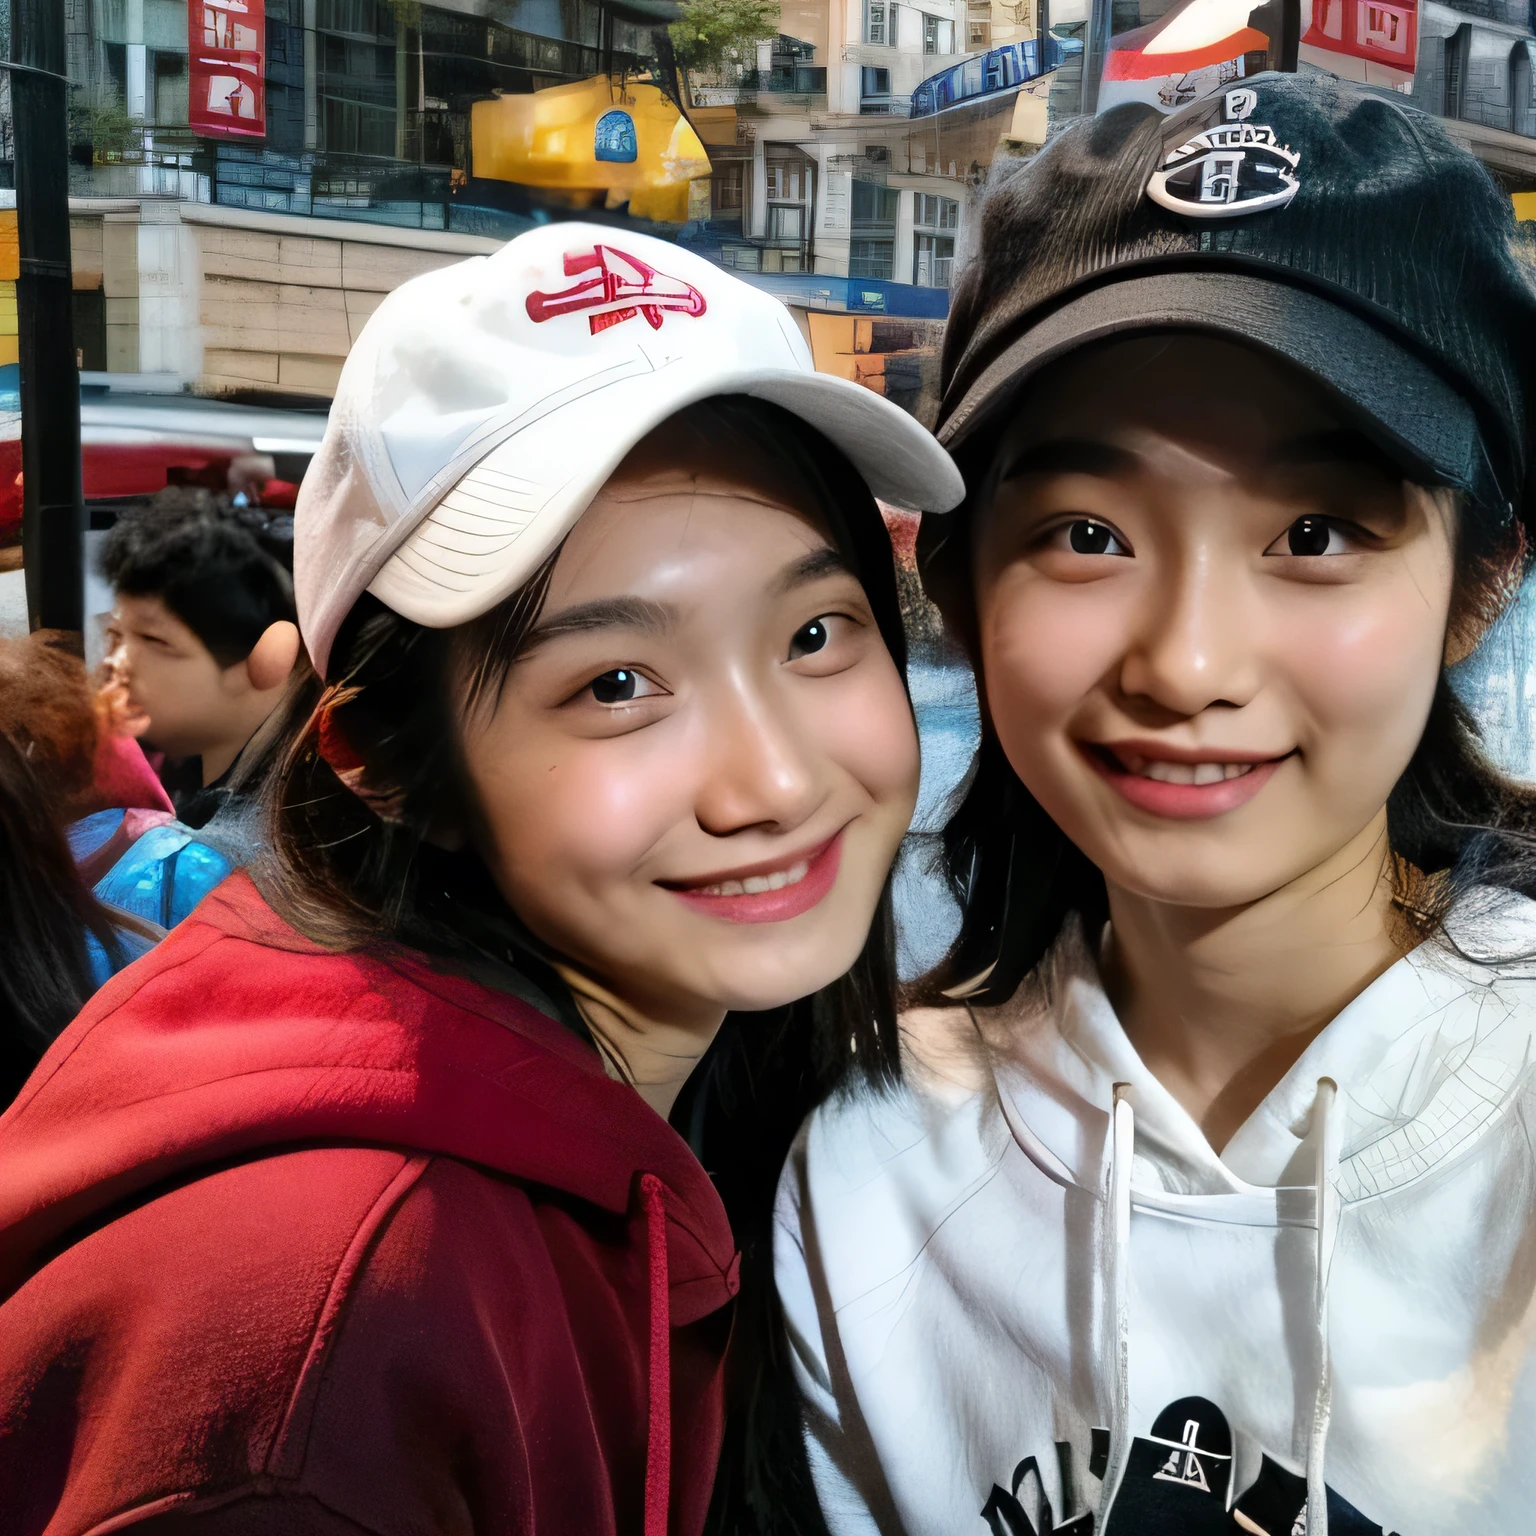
246, 620, 301, 693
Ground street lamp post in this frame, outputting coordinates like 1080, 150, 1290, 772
11, 0, 84, 636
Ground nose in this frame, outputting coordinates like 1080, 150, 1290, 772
691, 672, 825, 839
1117, 546, 1262, 717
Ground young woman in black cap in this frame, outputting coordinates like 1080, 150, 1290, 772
776, 74, 1536, 1536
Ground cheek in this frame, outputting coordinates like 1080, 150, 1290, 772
136, 655, 189, 714
472, 732, 688, 900
1284, 588, 1446, 756
980, 573, 1123, 739
824, 662, 921, 808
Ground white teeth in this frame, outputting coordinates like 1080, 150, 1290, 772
696, 858, 811, 898
1117, 751, 1256, 785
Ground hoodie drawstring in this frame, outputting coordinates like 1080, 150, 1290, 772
1305, 1079, 1342, 1536
639, 1172, 671, 1536
1097, 1084, 1135, 1526
1093, 1081, 1342, 1534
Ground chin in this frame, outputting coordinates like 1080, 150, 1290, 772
707, 934, 870, 1015
1104, 855, 1295, 911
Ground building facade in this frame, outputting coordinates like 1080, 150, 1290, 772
32, 0, 1536, 406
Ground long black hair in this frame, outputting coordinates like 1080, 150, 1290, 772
261, 395, 907, 1536
0, 636, 148, 1106
912, 390, 1536, 1006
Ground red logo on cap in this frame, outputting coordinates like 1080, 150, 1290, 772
526, 245, 708, 335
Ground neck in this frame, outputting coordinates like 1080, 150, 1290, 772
1102, 810, 1408, 1152
199, 734, 247, 787
555, 965, 724, 1121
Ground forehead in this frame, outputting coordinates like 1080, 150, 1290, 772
1000, 333, 1345, 468
114, 592, 181, 629
547, 469, 834, 605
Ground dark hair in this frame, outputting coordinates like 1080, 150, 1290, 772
0, 636, 140, 1105
914, 355, 1536, 1006
261, 395, 908, 1536
101, 487, 296, 668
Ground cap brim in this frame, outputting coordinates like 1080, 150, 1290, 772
369, 365, 964, 631
940, 269, 1490, 503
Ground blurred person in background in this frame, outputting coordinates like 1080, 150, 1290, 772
100, 487, 303, 841
0, 633, 162, 1105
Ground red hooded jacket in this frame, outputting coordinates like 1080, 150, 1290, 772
0, 873, 740, 1536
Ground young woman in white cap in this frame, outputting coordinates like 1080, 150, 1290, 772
777, 76, 1536, 1536
0, 225, 961, 1535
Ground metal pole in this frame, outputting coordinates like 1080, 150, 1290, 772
1079, 0, 1111, 115
11, 0, 83, 635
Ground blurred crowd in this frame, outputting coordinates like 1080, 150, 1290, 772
0, 485, 311, 1106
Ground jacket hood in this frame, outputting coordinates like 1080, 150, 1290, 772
0, 872, 737, 1321
981, 891, 1536, 1219
970, 891, 1536, 1529
772, 891, 1536, 1536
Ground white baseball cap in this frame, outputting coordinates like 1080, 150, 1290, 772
294, 221, 965, 675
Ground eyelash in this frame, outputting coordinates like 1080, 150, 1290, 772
583, 667, 662, 707
1036, 517, 1133, 557
1035, 514, 1376, 560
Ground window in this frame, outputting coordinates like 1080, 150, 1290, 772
924, 13, 940, 52
712, 161, 744, 214
765, 162, 804, 200
866, 0, 889, 45
969, 19, 989, 45
317, 0, 392, 37
861, 66, 892, 97
1514, 42, 1535, 138
851, 178, 899, 225
151, 51, 189, 126
102, 42, 128, 110
914, 232, 955, 287
1444, 28, 1468, 119
769, 204, 805, 240
915, 193, 959, 229
849, 238, 894, 279
322, 95, 396, 156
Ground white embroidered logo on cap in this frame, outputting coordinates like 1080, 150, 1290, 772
1146, 89, 1300, 219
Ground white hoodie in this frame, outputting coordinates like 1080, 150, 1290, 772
775, 896, 1536, 1536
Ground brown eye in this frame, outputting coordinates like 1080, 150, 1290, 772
1067, 519, 1126, 556
590, 669, 639, 704
1287, 517, 1333, 556
788, 618, 831, 659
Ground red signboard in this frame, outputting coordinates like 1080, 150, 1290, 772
1300, 0, 1417, 83
189, 0, 267, 139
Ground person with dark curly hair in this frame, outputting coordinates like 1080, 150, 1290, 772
100, 485, 304, 831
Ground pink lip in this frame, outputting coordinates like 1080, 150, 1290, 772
1084, 743, 1289, 821
662, 832, 844, 925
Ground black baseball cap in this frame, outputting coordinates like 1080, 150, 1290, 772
937, 72, 1536, 528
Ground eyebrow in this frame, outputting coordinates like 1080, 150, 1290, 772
522, 595, 676, 649
770, 546, 855, 597
998, 439, 1141, 482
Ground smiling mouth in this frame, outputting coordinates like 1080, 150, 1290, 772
660, 832, 845, 924
1110, 750, 1260, 785
1084, 744, 1291, 820
691, 859, 812, 898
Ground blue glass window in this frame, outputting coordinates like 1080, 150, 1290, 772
594, 110, 638, 163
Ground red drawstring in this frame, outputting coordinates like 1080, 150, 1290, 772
640, 1173, 671, 1536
